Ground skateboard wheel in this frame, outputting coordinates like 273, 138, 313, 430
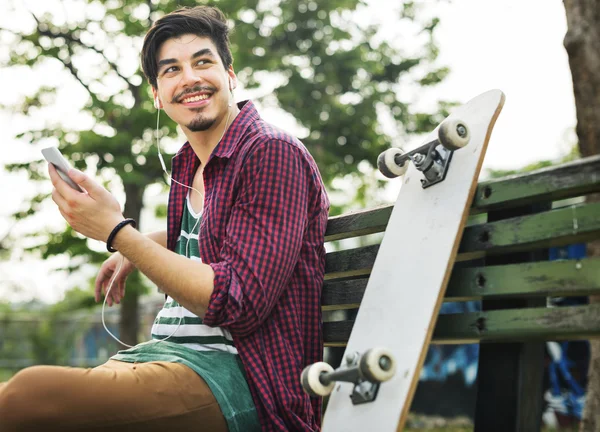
301, 362, 335, 397
359, 347, 397, 383
438, 119, 470, 150
377, 148, 408, 178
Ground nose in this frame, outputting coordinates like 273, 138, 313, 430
180, 64, 202, 87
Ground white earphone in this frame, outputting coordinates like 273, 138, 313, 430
104, 79, 237, 348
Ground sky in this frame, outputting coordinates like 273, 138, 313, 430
432, 1, 576, 169
0, 0, 577, 303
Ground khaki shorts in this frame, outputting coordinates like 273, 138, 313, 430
0, 360, 228, 432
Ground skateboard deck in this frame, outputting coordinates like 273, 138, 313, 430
309, 90, 505, 431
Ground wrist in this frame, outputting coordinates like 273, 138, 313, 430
106, 218, 137, 252
111, 223, 139, 253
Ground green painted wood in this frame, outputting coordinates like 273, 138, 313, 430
320, 257, 600, 310
434, 304, 600, 344
474, 203, 549, 432
446, 257, 600, 300
324, 245, 378, 279
322, 278, 368, 310
322, 320, 357, 346
325, 206, 392, 242
323, 156, 600, 242
323, 304, 600, 346
459, 202, 600, 260
324, 203, 600, 280
473, 154, 600, 213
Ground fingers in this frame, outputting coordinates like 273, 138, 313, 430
94, 265, 111, 302
95, 256, 129, 305
106, 282, 116, 306
49, 165, 83, 226
67, 168, 107, 201
115, 278, 126, 304
95, 263, 117, 304
117, 280, 127, 303
51, 185, 69, 211
105, 279, 118, 306
48, 164, 81, 203
94, 275, 102, 303
104, 274, 121, 306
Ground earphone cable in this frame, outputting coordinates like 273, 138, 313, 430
101, 99, 232, 347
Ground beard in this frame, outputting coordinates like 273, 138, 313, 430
186, 110, 217, 132
174, 85, 220, 132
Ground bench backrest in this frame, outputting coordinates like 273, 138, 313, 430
322, 155, 600, 346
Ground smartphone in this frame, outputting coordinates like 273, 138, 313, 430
41, 146, 84, 192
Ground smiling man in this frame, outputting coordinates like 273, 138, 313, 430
0, 6, 329, 432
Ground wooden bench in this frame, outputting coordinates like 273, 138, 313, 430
321, 154, 600, 431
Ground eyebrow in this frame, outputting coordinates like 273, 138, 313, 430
157, 48, 217, 69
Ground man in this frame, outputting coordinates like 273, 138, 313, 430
0, 6, 329, 432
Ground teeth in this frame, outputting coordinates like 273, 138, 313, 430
182, 94, 209, 103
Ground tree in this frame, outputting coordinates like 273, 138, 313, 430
562, 1, 600, 430
1, 0, 450, 347
0, 288, 99, 378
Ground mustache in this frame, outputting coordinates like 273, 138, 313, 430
173, 85, 218, 103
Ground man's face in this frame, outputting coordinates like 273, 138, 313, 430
153, 34, 235, 132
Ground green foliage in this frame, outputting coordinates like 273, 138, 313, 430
155, 203, 168, 218
3, 0, 449, 193
51, 287, 98, 313
0, 369, 14, 381
26, 312, 77, 366
1, 0, 450, 330
0, 289, 97, 369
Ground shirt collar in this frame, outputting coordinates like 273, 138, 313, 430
173, 100, 259, 162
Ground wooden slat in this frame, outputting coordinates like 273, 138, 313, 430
324, 244, 378, 279
324, 156, 600, 242
434, 304, 600, 344
323, 304, 600, 346
322, 278, 368, 310
459, 202, 600, 260
472, 154, 600, 213
446, 257, 600, 300
325, 206, 392, 242
322, 320, 354, 346
324, 203, 600, 280
321, 257, 600, 309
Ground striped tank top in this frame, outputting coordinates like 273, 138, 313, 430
151, 191, 237, 355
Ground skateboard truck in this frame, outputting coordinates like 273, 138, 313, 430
301, 347, 397, 405
378, 119, 471, 188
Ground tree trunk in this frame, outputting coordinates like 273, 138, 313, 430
118, 182, 146, 348
562, 1, 600, 430
563, 0, 600, 158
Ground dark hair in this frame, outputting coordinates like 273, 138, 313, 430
141, 6, 233, 89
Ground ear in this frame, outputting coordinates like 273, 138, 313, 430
151, 87, 162, 109
227, 66, 237, 91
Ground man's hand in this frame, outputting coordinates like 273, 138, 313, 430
48, 164, 124, 242
95, 253, 135, 305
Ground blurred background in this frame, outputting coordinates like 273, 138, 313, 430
0, 0, 591, 430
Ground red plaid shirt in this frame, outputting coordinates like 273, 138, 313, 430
167, 100, 329, 431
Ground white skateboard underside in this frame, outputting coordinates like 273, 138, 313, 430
322, 90, 505, 432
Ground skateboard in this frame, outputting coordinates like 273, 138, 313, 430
301, 89, 505, 431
